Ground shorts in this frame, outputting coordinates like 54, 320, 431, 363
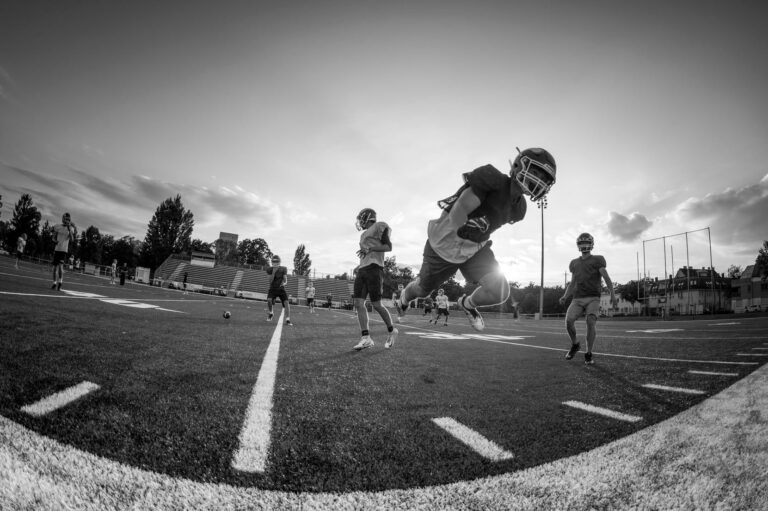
353, 264, 384, 302
566, 297, 601, 322
417, 240, 500, 293
423, 306, 432, 314
307, 297, 314, 305
436, 308, 449, 317
268, 288, 289, 304
53, 251, 68, 266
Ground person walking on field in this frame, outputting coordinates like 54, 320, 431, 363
559, 233, 617, 365
51, 213, 76, 290
352, 208, 398, 351
394, 147, 557, 331
15, 233, 27, 269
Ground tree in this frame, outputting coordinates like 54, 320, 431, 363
237, 238, 272, 266
757, 241, 768, 278
38, 220, 56, 258
727, 265, 743, 279
140, 195, 194, 269
293, 244, 312, 276
190, 239, 213, 255
78, 226, 102, 264
382, 256, 416, 298
10, 193, 42, 250
113, 236, 139, 268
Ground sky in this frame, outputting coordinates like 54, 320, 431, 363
1, 0, 767, 286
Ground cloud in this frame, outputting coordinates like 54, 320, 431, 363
606, 212, 653, 242
674, 173, 768, 246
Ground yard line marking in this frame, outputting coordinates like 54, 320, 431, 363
21, 381, 100, 417
752, 347, 768, 350
562, 401, 642, 423
432, 417, 513, 462
643, 384, 705, 395
688, 370, 738, 377
736, 353, 768, 357
232, 309, 284, 473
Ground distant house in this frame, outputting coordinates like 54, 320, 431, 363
640, 266, 731, 316
731, 264, 767, 312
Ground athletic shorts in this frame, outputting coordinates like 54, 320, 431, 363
307, 297, 314, 305
417, 240, 500, 293
566, 297, 601, 322
53, 251, 68, 266
268, 288, 289, 304
436, 308, 449, 317
353, 264, 384, 302
423, 307, 432, 314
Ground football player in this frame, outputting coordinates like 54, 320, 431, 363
266, 255, 292, 325
394, 147, 557, 331
559, 233, 617, 365
434, 288, 450, 326
352, 208, 398, 350
391, 283, 406, 323
51, 213, 76, 290
423, 294, 435, 322
306, 280, 316, 313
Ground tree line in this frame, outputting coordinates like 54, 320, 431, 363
2, 192, 766, 314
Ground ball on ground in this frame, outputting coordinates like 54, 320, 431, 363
223, 311, 231, 319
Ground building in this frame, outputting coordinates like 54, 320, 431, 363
645, 266, 731, 316
731, 264, 767, 312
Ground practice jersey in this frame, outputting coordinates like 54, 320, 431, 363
428, 165, 526, 263
53, 223, 74, 252
569, 255, 607, 298
266, 265, 288, 290
16, 237, 26, 254
358, 221, 391, 269
306, 286, 315, 299
435, 294, 449, 310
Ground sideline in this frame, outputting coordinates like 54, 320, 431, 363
1, 362, 765, 509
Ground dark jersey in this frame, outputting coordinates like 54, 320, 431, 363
569, 255, 607, 298
437, 165, 527, 243
266, 265, 287, 291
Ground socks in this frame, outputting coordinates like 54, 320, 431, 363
361, 329, 369, 337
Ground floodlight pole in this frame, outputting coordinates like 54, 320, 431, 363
538, 198, 547, 320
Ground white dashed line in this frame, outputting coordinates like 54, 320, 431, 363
232, 309, 284, 473
688, 370, 738, 377
21, 381, 100, 417
736, 353, 768, 356
562, 401, 642, 423
643, 384, 705, 395
432, 417, 514, 461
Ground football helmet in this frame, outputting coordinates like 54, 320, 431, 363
509, 147, 557, 202
355, 208, 377, 231
271, 254, 281, 265
577, 233, 594, 253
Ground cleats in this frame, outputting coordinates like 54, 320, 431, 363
285, 319, 293, 326
57, 282, 62, 291
385, 328, 398, 349
267, 313, 274, 322
584, 352, 594, 365
353, 336, 374, 351
458, 295, 484, 331
51, 283, 57, 290
565, 342, 580, 360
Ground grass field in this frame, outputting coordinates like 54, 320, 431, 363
1, 256, 767, 509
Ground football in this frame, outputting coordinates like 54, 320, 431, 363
223, 311, 231, 319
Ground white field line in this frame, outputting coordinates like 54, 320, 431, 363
231, 309, 284, 473
562, 401, 643, 423
642, 384, 705, 395
736, 353, 768, 356
21, 381, 100, 417
688, 370, 738, 377
752, 347, 768, 350
432, 417, 514, 462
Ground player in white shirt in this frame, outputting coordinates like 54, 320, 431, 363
51, 213, 76, 290
434, 288, 450, 326
306, 282, 316, 313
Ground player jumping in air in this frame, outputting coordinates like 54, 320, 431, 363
266, 255, 292, 326
352, 208, 398, 350
395, 147, 557, 330
559, 233, 617, 365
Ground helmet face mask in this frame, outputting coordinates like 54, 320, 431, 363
510, 147, 556, 202
271, 255, 281, 265
355, 208, 377, 231
576, 233, 594, 253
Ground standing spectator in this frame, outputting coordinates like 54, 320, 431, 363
306, 280, 316, 313
183, 272, 188, 295
52, 213, 76, 291
326, 292, 333, 309
110, 259, 117, 284
119, 263, 128, 286
15, 233, 27, 269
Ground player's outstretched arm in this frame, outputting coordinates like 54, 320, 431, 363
446, 188, 482, 228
